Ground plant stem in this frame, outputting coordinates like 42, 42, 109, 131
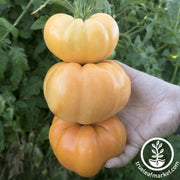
155, 44, 168, 53
175, 8, 180, 30
129, 27, 146, 36
116, 6, 133, 17
74, 0, 93, 20
120, 33, 134, 47
0, 41, 12, 49
32, 0, 74, 15
125, 25, 139, 34
0, 0, 35, 42
171, 65, 178, 83
31, 0, 51, 15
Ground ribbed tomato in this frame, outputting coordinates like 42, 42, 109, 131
43, 60, 131, 124
43, 13, 119, 64
49, 115, 126, 177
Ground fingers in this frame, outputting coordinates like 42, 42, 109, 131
105, 144, 139, 168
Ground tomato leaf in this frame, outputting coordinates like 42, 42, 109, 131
166, 0, 180, 19
0, 0, 6, 4
31, 15, 49, 30
143, 26, 153, 43
96, 0, 104, 10
9, 46, 29, 88
95, 0, 111, 14
0, 49, 8, 80
0, 17, 18, 38
123, 16, 138, 23
0, 95, 6, 114
33, 145, 43, 167
20, 76, 42, 99
38, 123, 50, 141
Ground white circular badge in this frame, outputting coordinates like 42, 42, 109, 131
140, 137, 174, 171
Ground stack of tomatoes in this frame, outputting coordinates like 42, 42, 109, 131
43, 13, 131, 177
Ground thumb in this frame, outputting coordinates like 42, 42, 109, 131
113, 60, 144, 81
105, 144, 140, 168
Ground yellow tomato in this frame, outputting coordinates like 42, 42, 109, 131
49, 115, 126, 177
44, 13, 119, 64
43, 60, 131, 124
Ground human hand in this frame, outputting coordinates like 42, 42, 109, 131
105, 61, 180, 168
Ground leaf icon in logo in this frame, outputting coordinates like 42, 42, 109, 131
149, 140, 165, 168
152, 143, 156, 149
159, 148, 164, 154
158, 154, 164, 158
158, 143, 162, 149
152, 149, 156, 154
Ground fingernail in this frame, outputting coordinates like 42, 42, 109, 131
105, 161, 111, 168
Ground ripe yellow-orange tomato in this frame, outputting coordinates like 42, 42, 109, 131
49, 115, 126, 177
43, 13, 119, 64
43, 60, 131, 124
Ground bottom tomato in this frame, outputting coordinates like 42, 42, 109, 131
49, 116, 126, 177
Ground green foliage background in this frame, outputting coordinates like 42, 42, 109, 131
0, 0, 180, 179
